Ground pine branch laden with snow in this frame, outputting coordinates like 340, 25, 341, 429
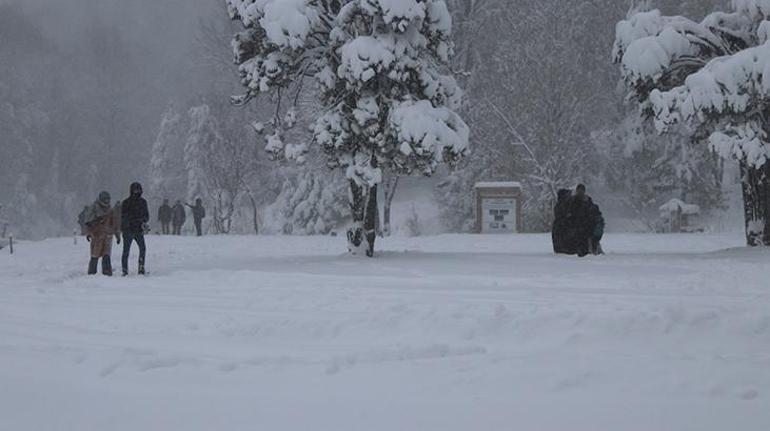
226, 0, 469, 254
614, 2, 770, 246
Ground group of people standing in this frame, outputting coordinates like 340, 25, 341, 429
78, 182, 206, 276
552, 184, 605, 257
156, 198, 206, 236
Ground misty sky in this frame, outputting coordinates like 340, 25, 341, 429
10, 0, 224, 97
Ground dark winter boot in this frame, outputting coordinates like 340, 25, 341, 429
102, 256, 113, 276
365, 230, 375, 258
87, 258, 98, 275
122, 267, 128, 277
138, 259, 145, 275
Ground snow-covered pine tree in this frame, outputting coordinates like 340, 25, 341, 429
614, 2, 770, 245
225, 0, 469, 256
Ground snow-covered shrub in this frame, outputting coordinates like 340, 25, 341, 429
402, 203, 423, 237
263, 170, 349, 235
594, 114, 725, 231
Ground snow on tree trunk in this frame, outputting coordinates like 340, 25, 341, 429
347, 179, 378, 257
382, 174, 399, 237
244, 189, 260, 235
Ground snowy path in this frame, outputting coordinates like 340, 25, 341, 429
1, 234, 769, 430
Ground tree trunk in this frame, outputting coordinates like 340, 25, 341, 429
249, 195, 259, 235
382, 174, 399, 236
347, 179, 378, 257
740, 161, 770, 246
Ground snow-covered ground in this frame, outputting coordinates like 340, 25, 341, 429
1, 233, 769, 430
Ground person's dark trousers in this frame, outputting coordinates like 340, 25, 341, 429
121, 232, 146, 275
88, 257, 98, 275
161, 222, 170, 235
102, 256, 113, 276
194, 221, 202, 236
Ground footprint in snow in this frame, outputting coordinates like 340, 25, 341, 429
740, 389, 759, 400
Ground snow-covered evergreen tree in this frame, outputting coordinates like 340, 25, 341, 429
148, 105, 188, 206
185, 105, 219, 208
614, 1, 770, 245
225, 0, 469, 255
185, 103, 258, 234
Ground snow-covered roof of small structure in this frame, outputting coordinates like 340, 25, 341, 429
659, 198, 700, 216
474, 181, 522, 189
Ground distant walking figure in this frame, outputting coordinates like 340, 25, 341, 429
186, 198, 206, 236
83, 191, 120, 276
121, 182, 149, 275
171, 200, 186, 235
158, 199, 172, 235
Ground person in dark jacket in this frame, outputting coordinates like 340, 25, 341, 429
157, 199, 172, 235
84, 192, 121, 275
552, 189, 574, 254
588, 201, 605, 255
568, 184, 606, 257
171, 200, 186, 235
186, 198, 205, 237
121, 182, 149, 275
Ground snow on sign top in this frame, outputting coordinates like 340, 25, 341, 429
474, 181, 522, 189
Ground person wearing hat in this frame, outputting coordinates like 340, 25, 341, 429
84, 191, 121, 275
121, 182, 150, 275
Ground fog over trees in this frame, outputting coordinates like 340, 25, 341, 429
1, 0, 742, 240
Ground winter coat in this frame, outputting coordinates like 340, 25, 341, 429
85, 201, 120, 258
568, 196, 600, 257
589, 202, 605, 241
121, 183, 149, 235
172, 203, 186, 226
158, 203, 172, 223
552, 189, 574, 254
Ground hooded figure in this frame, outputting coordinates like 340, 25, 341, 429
121, 182, 149, 275
568, 184, 603, 257
84, 191, 120, 275
186, 198, 206, 236
172, 200, 186, 235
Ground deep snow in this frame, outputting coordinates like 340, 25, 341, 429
1, 233, 769, 430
